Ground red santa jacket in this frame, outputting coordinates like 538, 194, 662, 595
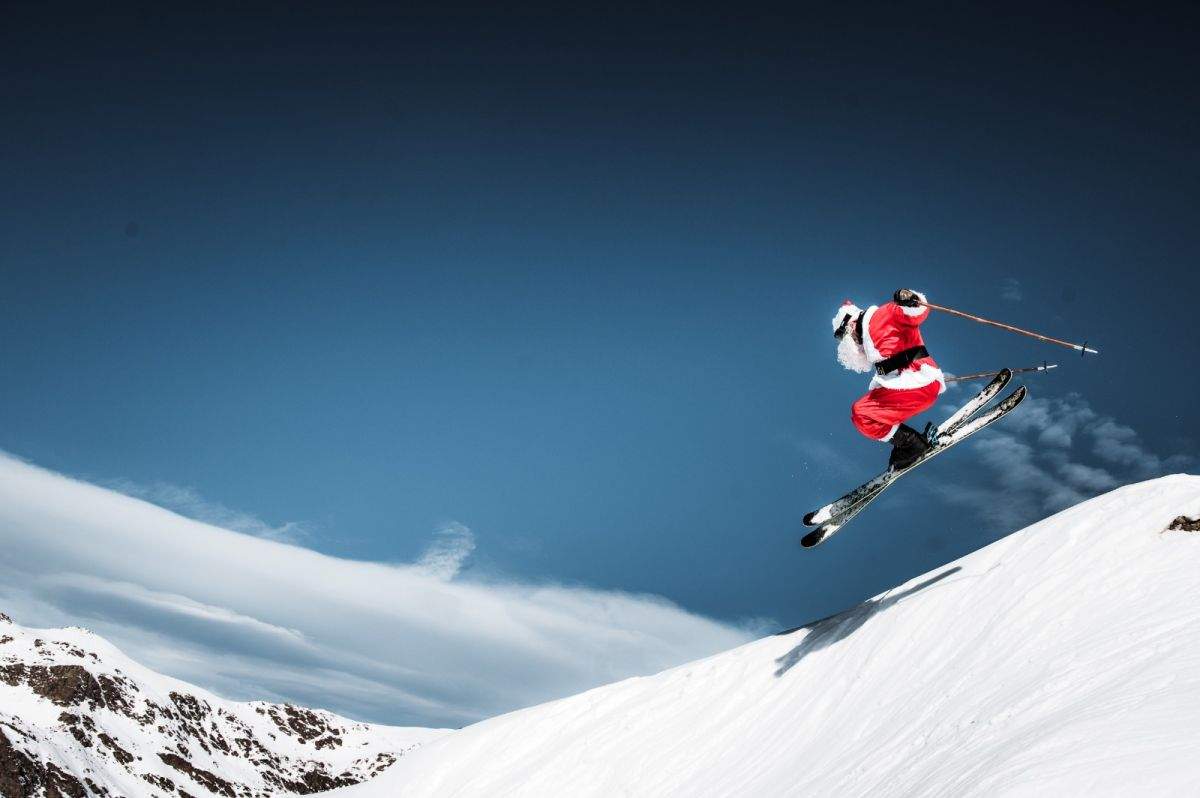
861, 298, 946, 394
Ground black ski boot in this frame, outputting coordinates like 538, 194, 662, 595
888, 423, 931, 471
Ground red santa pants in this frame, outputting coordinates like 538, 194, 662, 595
851, 382, 942, 441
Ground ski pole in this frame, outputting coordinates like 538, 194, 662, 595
946, 363, 1058, 383
922, 301, 1099, 355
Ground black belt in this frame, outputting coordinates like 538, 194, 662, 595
875, 345, 929, 376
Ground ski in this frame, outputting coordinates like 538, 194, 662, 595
802, 368, 1011, 527
800, 385, 1027, 548
929, 367, 1012, 442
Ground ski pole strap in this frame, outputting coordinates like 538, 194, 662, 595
875, 345, 930, 376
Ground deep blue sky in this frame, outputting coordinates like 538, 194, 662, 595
3, 4, 1198, 629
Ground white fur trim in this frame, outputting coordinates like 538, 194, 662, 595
898, 291, 928, 316
860, 305, 883, 363
869, 362, 946, 392
879, 423, 900, 443
832, 303, 862, 333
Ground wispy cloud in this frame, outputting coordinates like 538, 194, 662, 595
930, 392, 1193, 530
105, 479, 311, 544
1085, 418, 1193, 475
1001, 277, 1022, 302
0, 453, 752, 728
415, 522, 476, 581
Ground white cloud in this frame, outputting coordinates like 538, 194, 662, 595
105, 479, 311, 544
416, 522, 476, 581
930, 393, 1192, 530
0, 453, 752, 728
1056, 462, 1120, 492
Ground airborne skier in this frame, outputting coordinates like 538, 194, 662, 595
807, 291, 1096, 547
832, 289, 944, 470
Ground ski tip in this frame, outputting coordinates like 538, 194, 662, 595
997, 384, 1028, 412
800, 528, 830, 548
802, 510, 818, 526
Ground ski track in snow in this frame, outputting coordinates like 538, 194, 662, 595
330, 475, 1200, 798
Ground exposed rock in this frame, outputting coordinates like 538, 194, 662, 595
98, 732, 136, 764
263, 765, 362, 794
57, 712, 96, 748
0, 664, 24, 687
28, 665, 104, 707
158, 752, 237, 797
265, 704, 345, 749
1167, 515, 1200, 532
143, 772, 177, 792
84, 776, 111, 797
1, 664, 106, 708
0, 728, 89, 798
97, 673, 135, 716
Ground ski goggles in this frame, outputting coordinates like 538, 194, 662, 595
834, 313, 854, 340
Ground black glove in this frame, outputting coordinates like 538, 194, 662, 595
893, 288, 924, 307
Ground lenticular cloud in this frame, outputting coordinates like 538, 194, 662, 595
0, 452, 752, 727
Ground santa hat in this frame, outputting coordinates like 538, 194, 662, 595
832, 300, 862, 337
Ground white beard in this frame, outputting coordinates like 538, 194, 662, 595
836, 333, 873, 373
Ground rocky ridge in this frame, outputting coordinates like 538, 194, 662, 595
0, 613, 446, 797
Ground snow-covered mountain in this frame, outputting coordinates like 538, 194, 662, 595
330, 474, 1200, 797
0, 616, 447, 797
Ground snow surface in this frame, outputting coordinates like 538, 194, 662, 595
332, 475, 1200, 797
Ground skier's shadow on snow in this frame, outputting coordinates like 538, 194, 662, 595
773, 567, 962, 678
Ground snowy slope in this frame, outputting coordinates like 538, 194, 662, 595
0, 616, 448, 797
333, 475, 1200, 797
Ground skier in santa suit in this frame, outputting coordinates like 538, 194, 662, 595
832, 289, 946, 470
